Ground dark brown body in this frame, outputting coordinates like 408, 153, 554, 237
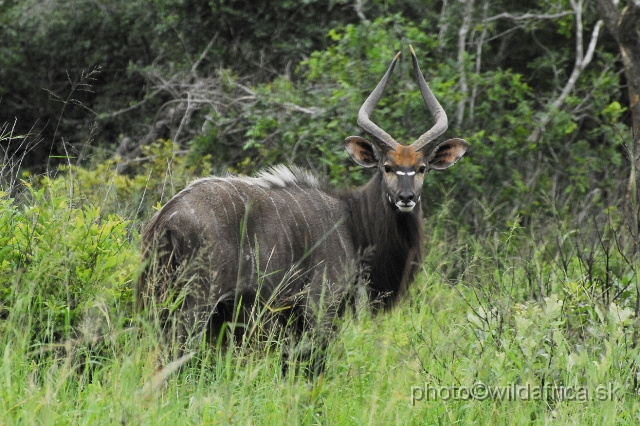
138, 166, 423, 367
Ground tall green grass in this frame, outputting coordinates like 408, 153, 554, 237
1, 157, 639, 424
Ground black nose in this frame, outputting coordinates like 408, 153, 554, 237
398, 192, 414, 203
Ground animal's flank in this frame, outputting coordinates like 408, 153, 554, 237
138, 47, 468, 377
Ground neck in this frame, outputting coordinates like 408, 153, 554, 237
344, 172, 424, 308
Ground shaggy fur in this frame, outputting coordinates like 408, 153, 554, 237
138, 165, 423, 371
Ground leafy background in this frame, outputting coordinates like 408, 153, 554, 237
2, 0, 640, 423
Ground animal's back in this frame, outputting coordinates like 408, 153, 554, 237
138, 166, 356, 341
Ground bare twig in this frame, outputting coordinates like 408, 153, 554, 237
192, 33, 219, 76
283, 103, 324, 115
101, 89, 162, 119
528, 0, 603, 143
485, 10, 574, 23
353, 0, 369, 23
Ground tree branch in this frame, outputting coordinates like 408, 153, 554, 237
192, 33, 219, 77
485, 10, 574, 23
594, 0, 621, 40
469, 0, 490, 122
528, 0, 603, 143
619, 1, 640, 47
353, 0, 369, 23
100, 89, 161, 118
456, 0, 475, 127
437, 0, 449, 50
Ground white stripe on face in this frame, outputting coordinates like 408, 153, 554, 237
395, 171, 416, 176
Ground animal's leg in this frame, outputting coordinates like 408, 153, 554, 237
162, 268, 220, 360
285, 268, 350, 378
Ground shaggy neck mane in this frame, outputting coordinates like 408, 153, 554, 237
343, 172, 424, 308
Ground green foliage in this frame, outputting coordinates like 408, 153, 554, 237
190, 14, 625, 229
0, 0, 361, 166
0, 184, 136, 345
50, 139, 212, 219
1, 0, 631, 231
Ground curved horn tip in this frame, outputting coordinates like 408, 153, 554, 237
409, 45, 416, 56
393, 51, 402, 61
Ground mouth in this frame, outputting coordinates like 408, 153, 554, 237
395, 201, 416, 212
388, 193, 419, 212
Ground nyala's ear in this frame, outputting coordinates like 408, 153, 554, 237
428, 138, 468, 170
344, 136, 380, 168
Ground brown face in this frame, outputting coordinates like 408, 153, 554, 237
345, 136, 468, 213
381, 146, 427, 212
349, 47, 469, 212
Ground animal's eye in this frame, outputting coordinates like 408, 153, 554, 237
418, 165, 427, 174
384, 165, 393, 173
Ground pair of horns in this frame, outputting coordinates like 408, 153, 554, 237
357, 45, 448, 152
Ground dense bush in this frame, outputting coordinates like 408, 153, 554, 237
0, 182, 136, 345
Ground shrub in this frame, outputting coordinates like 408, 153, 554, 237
0, 182, 137, 346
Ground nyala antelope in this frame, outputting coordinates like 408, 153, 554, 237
138, 46, 468, 375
